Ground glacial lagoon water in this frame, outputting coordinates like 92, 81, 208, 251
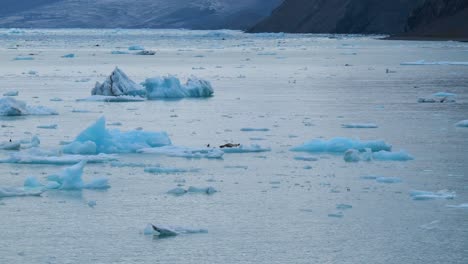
0, 29, 467, 263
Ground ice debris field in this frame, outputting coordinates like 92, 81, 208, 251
0, 29, 467, 264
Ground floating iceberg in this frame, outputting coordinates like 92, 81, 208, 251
144, 167, 199, 174
0, 141, 21, 150
341, 123, 378, 129
0, 187, 42, 198
221, 144, 271, 153
37, 124, 57, 129
0, 97, 58, 116
294, 155, 318, 161
63, 117, 171, 154
138, 146, 223, 159
344, 149, 366, 162
77, 95, 145, 102
42, 161, 110, 190
455, 120, 468, 127
14, 56, 34, 61
292, 137, 391, 153
410, 190, 455, 200
401, 60, 468, 66
3, 91, 18, 96
376, 177, 402, 184
446, 203, 468, 208
135, 50, 156, 55
92, 67, 146, 97
143, 76, 214, 99
433, 92, 456, 97
111, 50, 130, 55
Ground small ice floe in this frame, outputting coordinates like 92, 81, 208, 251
143, 224, 207, 238
328, 212, 344, 218
0, 152, 117, 165
61, 53, 75, 58
87, 200, 97, 208
420, 220, 440, 230
128, 45, 144, 51
62, 117, 171, 155
50, 97, 63, 102
0, 140, 21, 150
77, 95, 145, 102
375, 177, 402, 184
0, 97, 58, 116
401, 60, 468, 66
0, 187, 42, 198
294, 155, 318, 161
37, 124, 57, 129
418, 97, 456, 103
221, 144, 270, 153
3, 91, 18, 96
14, 56, 34, 61
111, 50, 130, 54
433, 92, 456, 97
92, 67, 146, 97
240, 128, 270, 132
138, 146, 224, 159
410, 190, 455, 200
144, 167, 199, 174
336, 204, 352, 210
344, 149, 413, 162
25, 161, 110, 190
75, 78, 91, 83
341, 123, 378, 129
143, 76, 214, 99
167, 186, 217, 196
446, 203, 468, 208
291, 137, 391, 153
28, 70, 37, 75
110, 161, 147, 168
455, 120, 468, 127
135, 50, 156, 55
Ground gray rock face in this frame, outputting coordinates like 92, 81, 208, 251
403, 0, 468, 39
0, 0, 282, 30
249, 0, 424, 34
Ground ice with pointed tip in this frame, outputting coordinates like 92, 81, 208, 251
92, 67, 146, 97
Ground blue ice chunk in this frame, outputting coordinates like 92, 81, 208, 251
433, 92, 456, 97
376, 177, 402, 184
240, 128, 270, 132
373, 150, 414, 161
143, 76, 214, 99
46, 161, 110, 190
328, 212, 344, 218
0, 97, 58, 116
128, 45, 144, 50
111, 50, 130, 54
61, 53, 75, 58
63, 117, 171, 154
410, 190, 455, 200
37, 124, 57, 129
294, 156, 318, 161
144, 167, 198, 174
336, 204, 353, 210
455, 120, 468, 127
3, 91, 18, 96
341, 123, 378, 128
0, 187, 42, 198
14, 56, 34, 61
24, 176, 44, 188
291, 137, 391, 153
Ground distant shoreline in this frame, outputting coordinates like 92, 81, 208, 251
385, 35, 468, 42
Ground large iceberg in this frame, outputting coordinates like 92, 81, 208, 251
62, 117, 171, 154
143, 76, 214, 99
0, 97, 58, 116
92, 67, 146, 97
291, 137, 391, 153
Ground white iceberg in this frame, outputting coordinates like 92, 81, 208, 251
91, 67, 146, 97
138, 146, 223, 159
62, 117, 171, 154
410, 190, 455, 200
292, 137, 391, 153
0, 97, 58, 116
455, 120, 468, 127
143, 76, 214, 99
